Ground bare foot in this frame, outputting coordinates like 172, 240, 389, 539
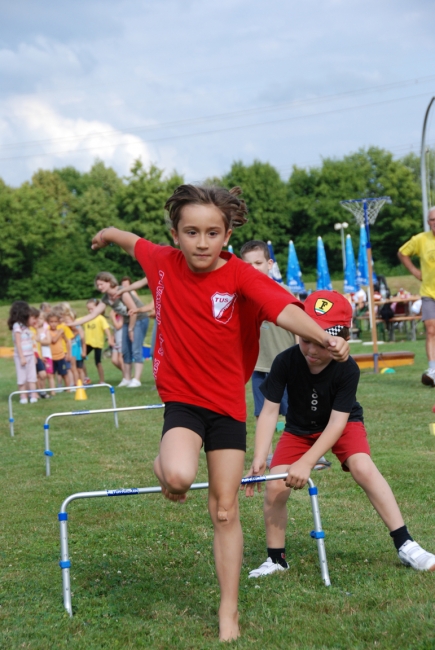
159, 484, 187, 503
219, 610, 240, 642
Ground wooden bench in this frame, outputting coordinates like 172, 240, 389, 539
352, 351, 415, 370
354, 314, 422, 341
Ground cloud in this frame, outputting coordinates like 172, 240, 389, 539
0, 97, 153, 185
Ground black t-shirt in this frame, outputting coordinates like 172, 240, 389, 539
260, 345, 363, 436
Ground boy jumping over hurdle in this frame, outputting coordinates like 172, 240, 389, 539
245, 290, 435, 576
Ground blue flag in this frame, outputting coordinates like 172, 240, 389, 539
316, 237, 333, 291
286, 240, 305, 293
267, 240, 283, 283
227, 244, 234, 254
344, 234, 358, 293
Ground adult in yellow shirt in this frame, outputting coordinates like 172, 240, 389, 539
398, 207, 435, 386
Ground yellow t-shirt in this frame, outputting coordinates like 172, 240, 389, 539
29, 326, 40, 356
84, 315, 110, 349
399, 231, 435, 299
57, 323, 74, 354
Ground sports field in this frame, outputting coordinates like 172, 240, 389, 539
1, 315, 435, 648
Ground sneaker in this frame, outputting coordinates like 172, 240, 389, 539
117, 378, 131, 387
19, 397, 28, 404
421, 369, 435, 387
248, 558, 288, 578
83, 377, 92, 385
39, 391, 49, 399
314, 456, 332, 471
29, 397, 38, 403
127, 378, 141, 388
398, 540, 435, 571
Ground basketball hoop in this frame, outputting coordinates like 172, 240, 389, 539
340, 196, 392, 227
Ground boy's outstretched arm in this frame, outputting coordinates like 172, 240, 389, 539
285, 410, 349, 490
91, 228, 139, 257
276, 304, 349, 362
243, 399, 280, 497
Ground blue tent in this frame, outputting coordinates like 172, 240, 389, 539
267, 240, 283, 283
357, 225, 377, 287
316, 237, 333, 291
344, 234, 358, 293
286, 240, 305, 293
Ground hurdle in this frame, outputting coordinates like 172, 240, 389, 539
44, 404, 164, 476
8, 383, 118, 437
58, 474, 330, 616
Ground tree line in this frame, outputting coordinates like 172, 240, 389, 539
0, 147, 425, 301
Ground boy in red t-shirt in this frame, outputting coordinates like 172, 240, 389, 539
90, 185, 349, 642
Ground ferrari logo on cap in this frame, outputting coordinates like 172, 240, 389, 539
314, 298, 333, 316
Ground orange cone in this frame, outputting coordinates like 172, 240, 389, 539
75, 379, 88, 401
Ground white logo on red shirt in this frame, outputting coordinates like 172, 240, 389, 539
211, 292, 238, 324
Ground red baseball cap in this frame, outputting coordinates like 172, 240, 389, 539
304, 290, 353, 335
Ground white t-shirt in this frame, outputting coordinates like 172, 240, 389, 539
12, 322, 34, 356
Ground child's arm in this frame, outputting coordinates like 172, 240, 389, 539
63, 331, 72, 361
276, 304, 349, 362
128, 299, 155, 316
91, 227, 139, 257
50, 329, 63, 343
244, 399, 280, 497
115, 277, 148, 296
109, 310, 123, 330
284, 410, 349, 490
13, 330, 27, 367
104, 327, 115, 348
78, 327, 86, 357
72, 301, 106, 327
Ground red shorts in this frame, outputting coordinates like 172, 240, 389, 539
270, 421, 370, 472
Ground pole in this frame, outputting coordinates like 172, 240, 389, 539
421, 97, 435, 232
364, 200, 379, 373
340, 228, 346, 271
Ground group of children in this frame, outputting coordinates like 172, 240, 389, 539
8, 297, 119, 400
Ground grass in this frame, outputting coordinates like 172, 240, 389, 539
1, 311, 435, 647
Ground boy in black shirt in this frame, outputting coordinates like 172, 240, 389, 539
246, 290, 435, 576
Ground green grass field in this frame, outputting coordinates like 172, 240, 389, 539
1, 298, 435, 648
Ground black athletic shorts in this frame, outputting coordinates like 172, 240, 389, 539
86, 344, 102, 365
162, 402, 246, 452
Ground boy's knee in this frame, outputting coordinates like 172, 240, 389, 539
347, 453, 374, 481
211, 496, 238, 525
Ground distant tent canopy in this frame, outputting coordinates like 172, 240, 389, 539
316, 237, 332, 291
286, 240, 305, 293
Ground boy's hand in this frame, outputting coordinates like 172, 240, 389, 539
108, 336, 115, 348
19, 356, 26, 367
242, 458, 267, 497
128, 308, 138, 317
91, 229, 110, 251
284, 458, 312, 490
325, 336, 349, 362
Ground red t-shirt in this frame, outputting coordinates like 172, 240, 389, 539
135, 238, 302, 421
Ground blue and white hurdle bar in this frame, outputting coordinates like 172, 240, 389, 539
58, 474, 330, 616
8, 383, 118, 437
44, 404, 164, 476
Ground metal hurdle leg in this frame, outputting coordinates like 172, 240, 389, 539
8, 383, 117, 437
44, 404, 164, 476
58, 474, 329, 616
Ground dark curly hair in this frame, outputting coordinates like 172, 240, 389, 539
164, 185, 248, 232
8, 301, 32, 330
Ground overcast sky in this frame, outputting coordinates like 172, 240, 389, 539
1, 0, 434, 187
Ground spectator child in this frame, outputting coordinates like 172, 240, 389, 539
29, 307, 51, 399
109, 310, 125, 373
46, 312, 71, 394
245, 290, 435, 577
8, 301, 38, 403
82, 299, 114, 384
89, 184, 349, 642
64, 312, 86, 385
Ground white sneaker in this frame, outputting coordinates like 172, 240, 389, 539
421, 368, 435, 387
398, 540, 435, 571
19, 397, 28, 404
127, 378, 141, 388
29, 397, 38, 403
314, 456, 332, 471
118, 378, 131, 387
248, 558, 288, 578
